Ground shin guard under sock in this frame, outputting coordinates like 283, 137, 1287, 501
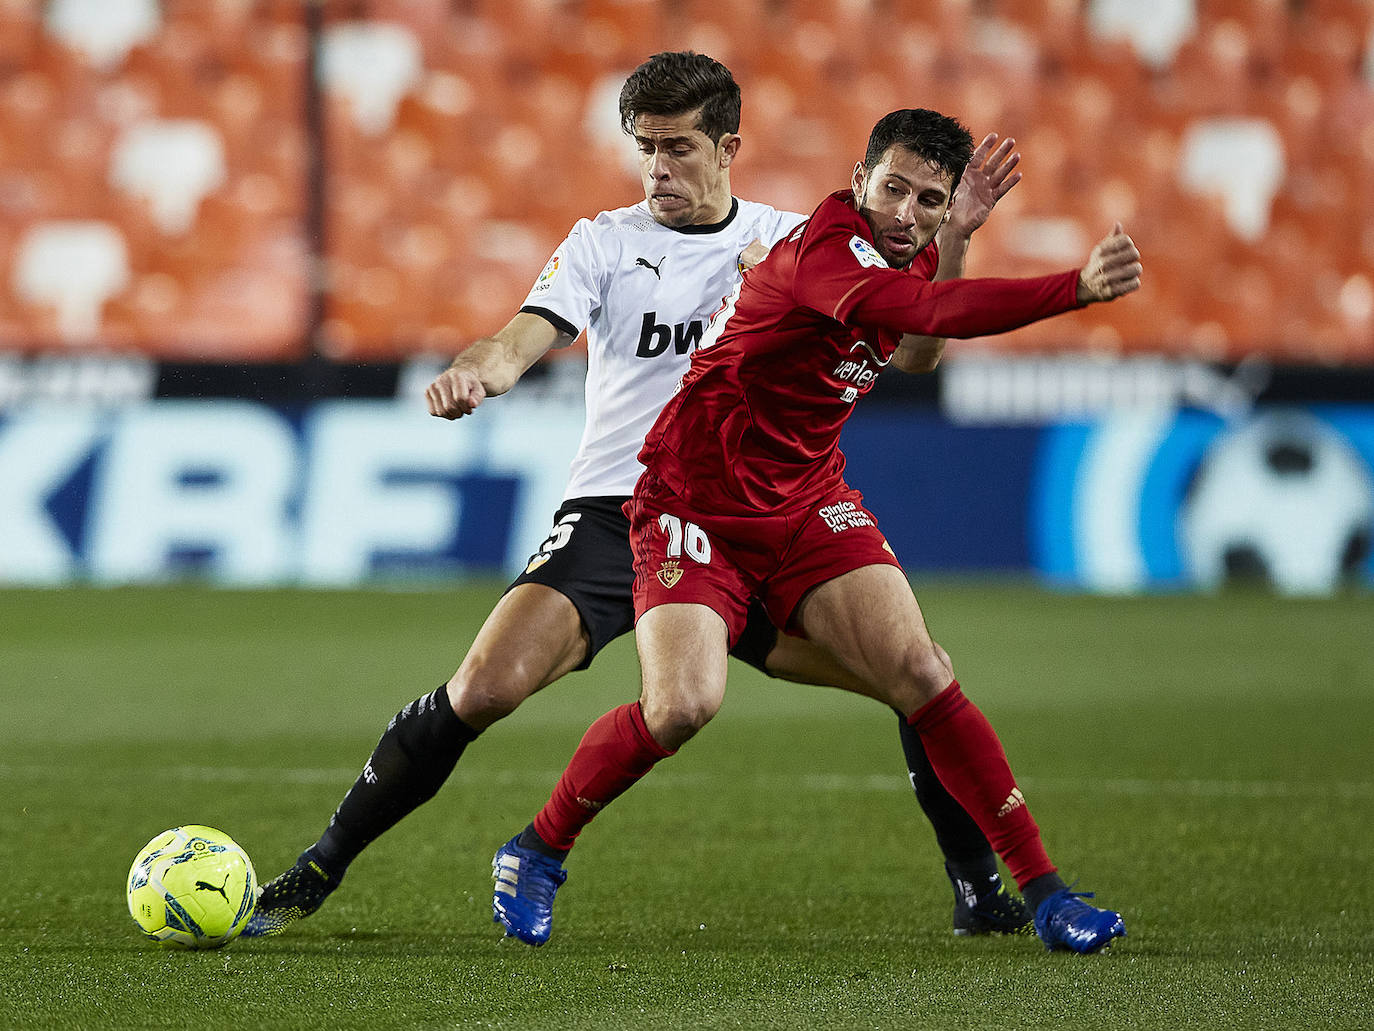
906, 682, 1055, 890
315, 683, 480, 872
532, 702, 674, 851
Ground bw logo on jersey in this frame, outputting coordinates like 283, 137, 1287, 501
637, 312, 705, 358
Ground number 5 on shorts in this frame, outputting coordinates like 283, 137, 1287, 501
658, 513, 711, 563
525, 512, 580, 573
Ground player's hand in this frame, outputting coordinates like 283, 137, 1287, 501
1076, 223, 1142, 304
426, 365, 487, 419
943, 132, 1021, 238
739, 238, 770, 270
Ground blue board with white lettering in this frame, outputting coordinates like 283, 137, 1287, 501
2, 401, 1370, 592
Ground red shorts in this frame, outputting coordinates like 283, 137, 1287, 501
626, 473, 904, 646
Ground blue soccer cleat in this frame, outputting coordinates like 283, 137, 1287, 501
491, 835, 567, 946
1033, 888, 1126, 953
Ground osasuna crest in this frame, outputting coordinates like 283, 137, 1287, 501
656, 560, 683, 588
848, 235, 888, 269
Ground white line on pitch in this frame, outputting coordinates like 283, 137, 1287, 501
1, 764, 1370, 799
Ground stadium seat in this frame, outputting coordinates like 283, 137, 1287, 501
1002, 215, 1092, 267
1086, 0, 1196, 68
4, 0, 1369, 362
44, 0, 160, 71
1178, 117, 1286, 241
109, 120, 228, 236
13, 221, 130, 343
318, 21, 424, 136
0, 1, 40, 66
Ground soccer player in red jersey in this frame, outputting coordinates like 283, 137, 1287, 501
493, 108, 1142, 953
245, 54, 1029, 941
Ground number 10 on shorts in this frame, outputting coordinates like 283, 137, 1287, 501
658, 513, 711, 563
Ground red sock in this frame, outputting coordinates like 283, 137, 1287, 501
532, 702, 675, 851
907, 682, 1055, 889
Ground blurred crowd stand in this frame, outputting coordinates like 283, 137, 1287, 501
0, 0, 1371, 365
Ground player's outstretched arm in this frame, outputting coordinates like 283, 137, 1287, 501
1076, 223, 1142, 305
892, 133, 1021, 374
426, 312, 570, 419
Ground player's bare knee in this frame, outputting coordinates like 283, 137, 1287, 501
913, 649, 954, 697
641, 690, 720, 750
932, 640, 954, 677
889, 640, 955, 708
447, 660, 534, 728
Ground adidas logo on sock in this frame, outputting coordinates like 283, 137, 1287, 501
997, 787, 1025, 817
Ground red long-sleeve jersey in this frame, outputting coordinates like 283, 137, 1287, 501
638, 189, 1083, 515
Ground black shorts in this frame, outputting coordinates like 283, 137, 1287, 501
507, 496, 778, 672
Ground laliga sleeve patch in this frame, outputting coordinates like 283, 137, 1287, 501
848, 235, 888, 269
531, 253, 562, 294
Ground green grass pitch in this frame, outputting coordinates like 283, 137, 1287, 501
1, 582, 1371, 1030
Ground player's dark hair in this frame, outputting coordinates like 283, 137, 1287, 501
619, 51, 741, 143
863, 109, 974, 192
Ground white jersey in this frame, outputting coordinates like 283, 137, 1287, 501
521, 198, 806, 500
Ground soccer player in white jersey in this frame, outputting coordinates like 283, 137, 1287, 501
245, 51, 1028, 940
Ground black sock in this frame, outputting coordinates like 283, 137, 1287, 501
312, 683, 480, 873
1022, 872, 1069, 914
516, 823, 569, 862
895, 710, 1000, 880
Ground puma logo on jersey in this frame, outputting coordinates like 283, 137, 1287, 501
635, 256, 665, 279
637, 312, 704, 357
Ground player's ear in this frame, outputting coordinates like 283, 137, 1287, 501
851, 160, 867, 197
718, 133, 741, 167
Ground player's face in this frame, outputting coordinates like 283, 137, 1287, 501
851, 145, 955, 268
633, 111, 741, 228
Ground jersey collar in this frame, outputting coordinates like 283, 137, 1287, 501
665, 197, 739, 234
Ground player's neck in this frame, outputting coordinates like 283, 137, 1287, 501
691, 191, 734, 226
669, 195, 737, 234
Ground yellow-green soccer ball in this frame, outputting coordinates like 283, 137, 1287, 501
126, 825, 257, 949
